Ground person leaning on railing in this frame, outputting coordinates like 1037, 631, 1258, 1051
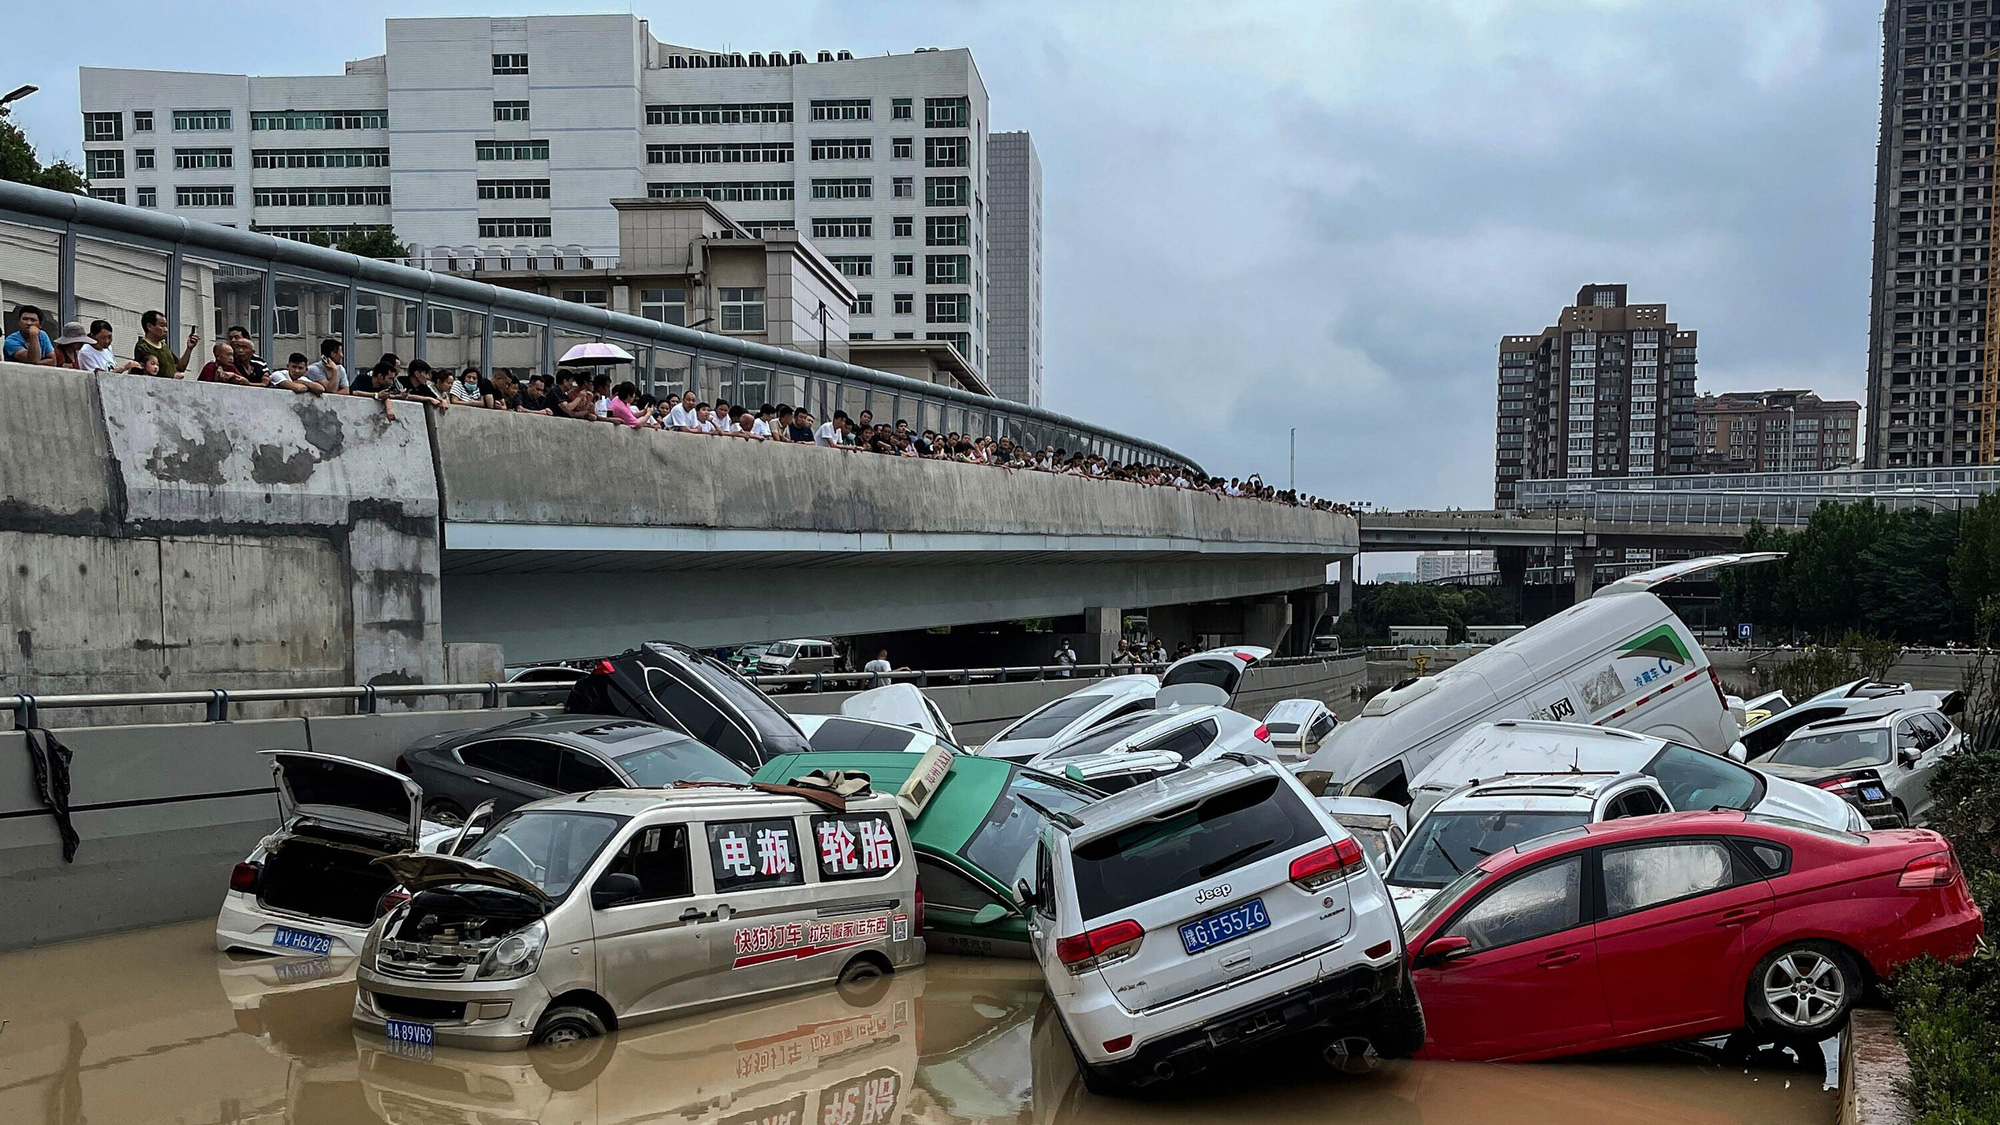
130, 309, 196, 379
5, 304, 60, 366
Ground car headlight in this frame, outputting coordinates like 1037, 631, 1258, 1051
477, 919, 547, 980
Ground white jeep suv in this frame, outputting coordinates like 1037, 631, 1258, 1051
1022, 755, 1416, 1092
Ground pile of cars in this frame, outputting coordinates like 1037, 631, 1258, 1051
214, 559, 1986, 1092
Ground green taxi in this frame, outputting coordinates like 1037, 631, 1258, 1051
753, 750, 1099, 958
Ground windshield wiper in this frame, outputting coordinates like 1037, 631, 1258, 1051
1016, 792, 1082, 830
1197, 839, 1274, 878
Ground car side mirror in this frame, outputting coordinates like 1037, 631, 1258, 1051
591, 872, 642, 910
1726, 741, 1748, 763
972, 903, 1010, 926
1414, 934, 1472, 969
1014, 878, 1039, 912
1900, 745, 1922, 764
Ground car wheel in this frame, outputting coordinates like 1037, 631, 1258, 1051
1353, 966, 1427, 1060
531, 1004, 607, 1048
835, 957, 893, 1005
1745, 942, 1859, 1046
421, 797, 466, 827
1892, 800, 1911, 829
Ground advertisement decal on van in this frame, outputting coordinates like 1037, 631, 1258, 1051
1618, 625, 1694, 690
732, 912, 908, 966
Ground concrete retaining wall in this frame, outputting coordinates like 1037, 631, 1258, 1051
1840, 1010, 1913, 1125
1711, 649, 1983, 698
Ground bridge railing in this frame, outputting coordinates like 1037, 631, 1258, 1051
0, 180, 1200, 473
1515, 468, 2000, 525
1, 654, 1360, 729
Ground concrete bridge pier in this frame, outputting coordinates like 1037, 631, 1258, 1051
1337, 557, 1355, 617
1574, 549, 1597, 602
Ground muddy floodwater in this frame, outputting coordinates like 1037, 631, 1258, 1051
0, 921, 1837, 1125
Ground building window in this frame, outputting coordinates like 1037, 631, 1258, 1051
559, 289, 608, 309
640, 287, 687, 326
647, 142, 791, 164
811, 217, 874, 239
88, 186, 126, 204
401, 305, 458, 335
893, 293, 914, 315
739, 220, 795, 235
493, 100, 530, 122
892, 137, 913, 160
892, 97, 913, 121
851, 331, 874, 340
135, 186, 157, 208
132, 110, 153, 133
84, 112, 122, 142
926, 254, 969, 285
810, 98, 871, 121
810, 177, 872, 200
924, 135, 968, 168
477, 178, 551, 199
493, 53, 529, 74
926, 293, 971, 323
893, 176, 913, 199
253, 186, 391, 207
925, 215, 968, 245
253, 147, 389, 169
175, 186, 234, 207
251, 110, 386, 131
477, 217, 552, 238
330, 297, 381, 336
86, 150, 124, 179
925, 176, 968, 206
855, 293, 874, 315
646, 103, 791, 124
828, 255, 874, 278
720, 287, 766, 332
809, 137, 872, 161
477, 139, 550, 161
927, 331, 971, 357
134, 148, 155, 170
172, 109, 232, 132
893, 216, 913, 238
173, 147, 233, 170
893, 255, 914, 277
924, 96, 969, 129
894, 331, 914, 340
648, 180, 793, 202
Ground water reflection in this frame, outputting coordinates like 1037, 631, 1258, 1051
0, 921, 1837, 1125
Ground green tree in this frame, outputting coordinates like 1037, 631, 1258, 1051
0, 116, 86, 194
1951, 494, 2000, 615
334, 227, 410, 259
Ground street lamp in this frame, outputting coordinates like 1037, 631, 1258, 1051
0, 85, 38, 116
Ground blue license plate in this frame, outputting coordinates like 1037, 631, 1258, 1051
272, 926, 334, 956
1179, 898, 1270, 956
384, 1019, 435, 1048
274, 956, 332, 984
1861, 786, 1887, 802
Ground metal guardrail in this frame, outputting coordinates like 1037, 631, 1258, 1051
0, 179, 1201, 473
1514, 467, 2000, 526
1, 654, 1361, 729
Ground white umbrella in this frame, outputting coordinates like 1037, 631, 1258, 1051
557, 341, 635, 367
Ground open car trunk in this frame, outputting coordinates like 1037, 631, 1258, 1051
259, 826, 404, 927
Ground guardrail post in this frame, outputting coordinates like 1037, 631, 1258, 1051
917, 670, 928, 687
16, 695, 37, 731
57, 225, 78, 325
205, 690, 230, 723
483, 681, 502, 709
996, 666, 1007, 684
812, 672, 824, 693
358, 685, 379, 715
1037, 664, 1047, 681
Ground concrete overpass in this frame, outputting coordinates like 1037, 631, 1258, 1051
1357, 510, 1751, 553
1, 364, 1353, 697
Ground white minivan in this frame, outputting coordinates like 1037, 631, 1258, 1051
1298, 553, 1780, 803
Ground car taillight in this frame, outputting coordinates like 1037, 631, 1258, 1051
1232, 652, 1259, 663
376, 889, 410, 918
1254, 724, 1270, 742
913, 877, 925, 933
1708, 667, 1729, 708
1290, 837, 1365, 890
1900, 851, 1959, 889
230, 862, 261, 893
1055, 919, 1144, 972
393, 754, 409, 775
1814, 774, 1862, 792
595, 659, 616, 675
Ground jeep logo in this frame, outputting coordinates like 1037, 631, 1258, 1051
1194, 884, 1232, 905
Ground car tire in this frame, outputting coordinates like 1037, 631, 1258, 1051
1356, 966, 1427, 1060
1892, 800, 1911, 829
531, 1004, 607, 1049
421, 797, 466, 827
1745, 941, 1860, 1047
836, 957, 894, 1006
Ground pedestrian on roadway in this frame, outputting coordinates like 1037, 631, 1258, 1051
1054, 640, 1077, 678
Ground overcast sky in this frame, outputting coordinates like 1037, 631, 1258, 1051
9, 1, 1883, 533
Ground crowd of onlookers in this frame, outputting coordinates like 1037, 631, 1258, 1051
5, 303, 1351, 513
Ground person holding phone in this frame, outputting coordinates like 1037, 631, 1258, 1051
131, 309, 196, 379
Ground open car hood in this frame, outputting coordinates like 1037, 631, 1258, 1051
841, 683, 956, 744
265, 751, 421, 845
374, 853, 553, 904
1591, 552, 1785, 599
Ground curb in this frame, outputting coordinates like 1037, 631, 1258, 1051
1841, 1009, 1914, 1125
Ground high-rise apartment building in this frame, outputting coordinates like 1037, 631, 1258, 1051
77, 14, 1043, 400
986, 131, 1042, 406
1494, 284, 1698, 509
1865, 0, 1996, 465
1693, 389, 1862, 474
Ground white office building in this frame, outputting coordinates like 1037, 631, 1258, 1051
78, 13, 1042, 397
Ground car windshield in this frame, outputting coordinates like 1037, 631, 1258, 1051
1068, 778, 1326, 919
611, 739, 752, 786
997, 694, 1110, 742
459, 810, 624, 899
766, 643, 798, 658
1401, 861, 1491, 942
1770, 727, 1893, 769
1388, 810, 1588, 890
808, 717, 926, 753
960, 770, 1096, 887
1039, 714, 1161, 760
1645, 743, 1765, 812
1265, 722, 1301, 735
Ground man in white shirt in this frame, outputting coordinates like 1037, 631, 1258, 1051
667, 391, 696, 430
694, 403, 722, 433
864, 650, 893, 688
752, 404, 775, 438
815, 410, 850, 446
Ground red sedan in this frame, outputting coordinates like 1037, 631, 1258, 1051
1402, 811, 1981, 1061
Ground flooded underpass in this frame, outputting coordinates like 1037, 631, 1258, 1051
0, 921, 1838, 1125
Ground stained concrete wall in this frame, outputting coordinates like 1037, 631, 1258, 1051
0, 363, 441, 720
